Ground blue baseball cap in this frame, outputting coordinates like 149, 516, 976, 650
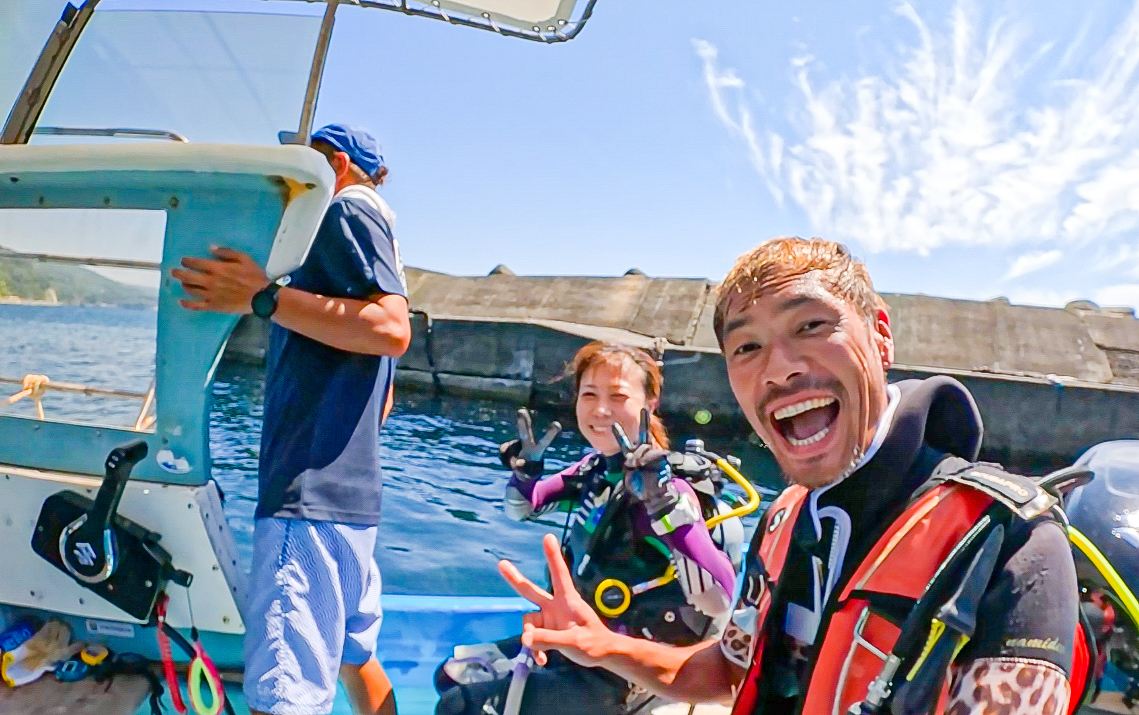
311, 123, 385, 178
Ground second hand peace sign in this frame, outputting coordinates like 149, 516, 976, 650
611, 408, 670, 501
499, 408, 562, 478
516, 409, 562, 464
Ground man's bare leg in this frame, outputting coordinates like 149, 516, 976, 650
341, 658, 398, 715
249, 659, 395, 715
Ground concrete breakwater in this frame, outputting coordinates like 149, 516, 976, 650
223, 266, 1139, 473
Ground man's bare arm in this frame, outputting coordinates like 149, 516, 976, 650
501, 534, 743, 704
172, 246, 411, 357
575, 630, 741, 704
272, 288, 410, 357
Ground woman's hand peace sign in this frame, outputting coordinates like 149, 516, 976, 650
500, 409, 562, 477
516, 409, 561, 464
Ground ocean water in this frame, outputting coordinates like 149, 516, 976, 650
0, 304, 774, 597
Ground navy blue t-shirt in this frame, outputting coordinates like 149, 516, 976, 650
256, 188, 407, 525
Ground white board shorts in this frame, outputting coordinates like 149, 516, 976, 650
243, 517, 383, 715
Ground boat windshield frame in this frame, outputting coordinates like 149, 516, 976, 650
1, 0, 599, 147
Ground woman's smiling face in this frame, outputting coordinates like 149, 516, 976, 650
575, 358, 655, 456
720, 276, 894, 488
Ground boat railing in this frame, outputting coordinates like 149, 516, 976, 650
0, 247, 159, 429
2, 374, 155, 431
0, 251, 160, 271
31, 127, 189, 142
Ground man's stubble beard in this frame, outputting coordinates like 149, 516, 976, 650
782, 441, 864, 490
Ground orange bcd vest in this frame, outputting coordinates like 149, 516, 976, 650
730, 480, 1091, 715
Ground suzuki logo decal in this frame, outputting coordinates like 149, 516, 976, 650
74, 542, 97, 567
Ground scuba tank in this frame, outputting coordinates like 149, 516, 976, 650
1065, 441, 1139, 712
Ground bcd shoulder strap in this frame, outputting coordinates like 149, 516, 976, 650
930, 458, 1058, 520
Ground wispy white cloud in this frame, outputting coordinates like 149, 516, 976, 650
1095, 283, 1139, 310
695, 1, 1139, 256
1090, 242, 1139, 279
1002, 249, 1063, 281
693, 40, 785, 203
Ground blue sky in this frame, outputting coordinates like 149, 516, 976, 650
3, 0, 1139, 310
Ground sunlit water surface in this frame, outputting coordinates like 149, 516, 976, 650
0, 304, 773, 597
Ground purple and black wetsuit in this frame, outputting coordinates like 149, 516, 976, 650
507, 450, 740, 644
434, 450, 744, 715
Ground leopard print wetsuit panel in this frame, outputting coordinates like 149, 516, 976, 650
945, 657, 1070, 715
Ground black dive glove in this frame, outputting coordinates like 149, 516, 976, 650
613, 410, 696, 535
499, 408, 561, 479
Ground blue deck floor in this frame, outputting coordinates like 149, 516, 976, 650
173, 595, 533, 715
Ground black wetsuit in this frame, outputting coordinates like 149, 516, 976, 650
724, 377, 1079, 713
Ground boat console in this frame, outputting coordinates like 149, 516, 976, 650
0, 142, 334, 657
0, 1, 597, 711
32, 440, 194, 621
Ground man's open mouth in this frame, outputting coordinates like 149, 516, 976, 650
771, 397, 840, 448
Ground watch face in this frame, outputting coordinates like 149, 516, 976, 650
252, 286, 278, 318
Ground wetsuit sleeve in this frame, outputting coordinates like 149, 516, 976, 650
720, 514, 768, 669
944, 517, 1077, 714
528, 465, 588, 512
956, 517, 1078, 671
657, 480, 737, 617
503, 460, 589, 521
309, 199, 406, 299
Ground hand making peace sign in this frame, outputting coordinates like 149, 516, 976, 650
497, 534, 614, 668
499, 408, 562, 477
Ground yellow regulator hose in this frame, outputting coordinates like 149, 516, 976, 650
1069, 526, 1139, 628
706, 457, 762, 529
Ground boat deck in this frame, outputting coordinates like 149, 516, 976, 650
0, 673, 149, 715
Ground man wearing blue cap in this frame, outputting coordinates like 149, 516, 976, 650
173, 124, 408, 715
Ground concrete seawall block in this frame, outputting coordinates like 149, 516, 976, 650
659, 350, 739, 429
435, 373, 531, 402
221, 267, 1139, 474
400, 311, 432, 372
222, 315, 270, 364
885, 294, 1115, 382
890, 368, 1139, 473
394, 368, 436, 391
429, 320, 536, 379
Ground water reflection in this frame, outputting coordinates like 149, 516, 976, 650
210, 362, 780, 597
0, 304, 155, 426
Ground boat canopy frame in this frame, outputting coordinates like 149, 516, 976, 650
1, 0, 599, 147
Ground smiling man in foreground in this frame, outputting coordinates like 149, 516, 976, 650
500, 238, 1082, 715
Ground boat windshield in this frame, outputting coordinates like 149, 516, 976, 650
0, 6, 66, 120
28, 1, 326, 145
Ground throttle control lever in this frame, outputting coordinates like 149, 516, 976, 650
59, 440, 148, 584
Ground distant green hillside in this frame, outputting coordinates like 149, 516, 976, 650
0, 247, 157, 306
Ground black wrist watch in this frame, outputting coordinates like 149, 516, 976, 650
251, 281, 283, 320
